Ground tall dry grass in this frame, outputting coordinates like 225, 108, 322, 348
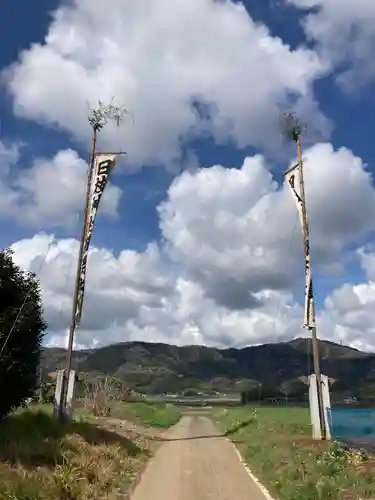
0, 407, 149, 500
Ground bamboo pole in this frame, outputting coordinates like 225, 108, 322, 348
58, 127, 97, 420
296, 137, 326, 440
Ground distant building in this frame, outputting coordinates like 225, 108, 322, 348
343, 397, 358, 404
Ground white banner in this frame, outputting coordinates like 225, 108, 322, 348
285, 164, 315, 329
284, 164, 303, 230
304, 266, 315, 329
75, 154, 117, 327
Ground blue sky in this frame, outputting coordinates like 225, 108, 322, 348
1, 0, 375, 350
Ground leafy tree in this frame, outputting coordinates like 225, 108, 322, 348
0, 249, 47, 418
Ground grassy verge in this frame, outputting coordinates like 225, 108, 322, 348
0, 401, 180, 500
213, 406, 375, 500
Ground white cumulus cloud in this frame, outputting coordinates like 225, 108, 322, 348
10, 232, 303, 349
8, 143, 375, 351
287, 0, 375, 89
0, 146, 122, 229
4, 0, 328, 167
159, 142, 375, 308
321, 246, 375, 352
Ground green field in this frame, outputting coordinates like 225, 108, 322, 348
3, 402, 375, 499
103, 401, 182, 428
214, 405, 375, 500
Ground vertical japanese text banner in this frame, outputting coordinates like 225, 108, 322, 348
285, 165, 315, 329
75, 154, 117, 327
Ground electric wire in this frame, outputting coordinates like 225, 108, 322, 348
0, 238, 55, 357
269, 209, 299, 342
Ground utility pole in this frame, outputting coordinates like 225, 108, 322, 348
283, 112, 326, 440
58, 100, 128, 421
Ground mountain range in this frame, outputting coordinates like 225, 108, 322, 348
40, 338, 375, 401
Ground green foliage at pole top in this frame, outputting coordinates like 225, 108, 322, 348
0, 249, 47, 419
282, 111, 307, 142
88, 99, 129, 131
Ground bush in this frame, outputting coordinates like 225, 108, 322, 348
0, 249, 47, 418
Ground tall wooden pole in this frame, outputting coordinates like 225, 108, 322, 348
58, 127, 97, 420
296, 138, 326, 440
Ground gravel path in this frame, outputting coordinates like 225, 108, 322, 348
130, 414, 269, 500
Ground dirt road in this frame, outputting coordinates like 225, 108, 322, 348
130, 415, 269, 500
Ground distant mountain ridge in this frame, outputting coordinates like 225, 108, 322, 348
40, 338, 375, 398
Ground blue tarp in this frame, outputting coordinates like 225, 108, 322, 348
327, 408, 375, 440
